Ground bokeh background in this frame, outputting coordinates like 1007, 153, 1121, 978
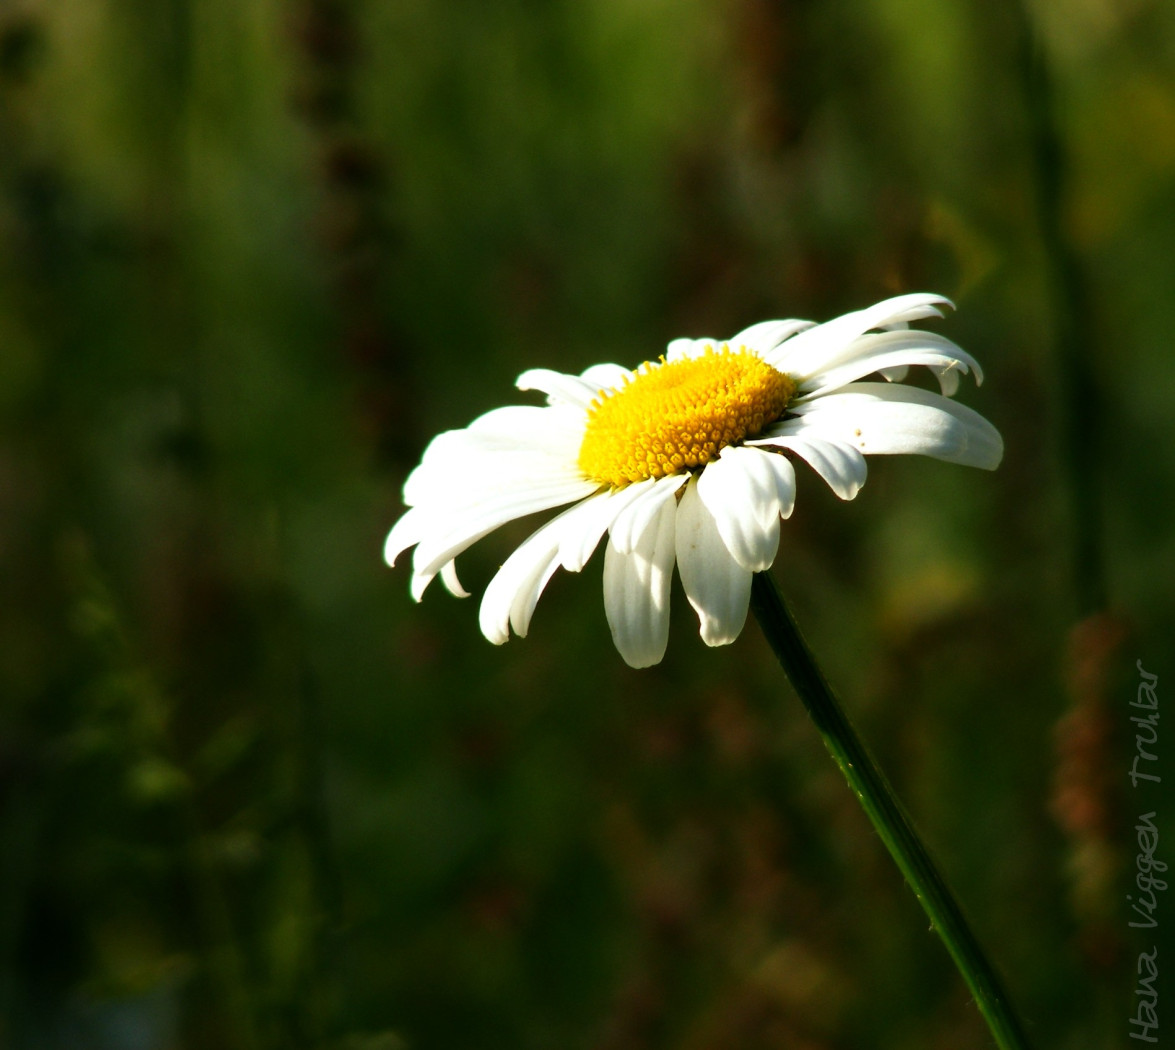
1, 0, 1172, 1047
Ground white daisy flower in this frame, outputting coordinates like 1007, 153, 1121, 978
384, 293, 1002, 668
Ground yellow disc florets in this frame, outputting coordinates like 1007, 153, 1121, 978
577, 345, 796, 489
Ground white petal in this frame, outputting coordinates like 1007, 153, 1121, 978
603, 492, 677, 668
400, 443, 474, 507
760, 449, 797, 519
409, 474, 600, 594
558, 481, 653, 572
463, 404, 584, 451
478, 495, 608, 645
403, 410, 584, 510
795, 329, 982, 398
787, 382, 1003, 469
747, 429, 868, 500
666, 337, 718, 362
579, 362, 633, 389
770, 293, 953, 379
516, 368, 602, 409
936, 367, 960, 397
607, 473, 688, 555
675, 477, 752, 647
384, 505, 428, 567
440, 559, 470, 598
405, 448, 584, 509
729, 318, 815, 355
478, 536, 559, 646
695, 447, 788, 572
409, 567, 436, 603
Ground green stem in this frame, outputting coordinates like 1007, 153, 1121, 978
749, 572, 1032, 1050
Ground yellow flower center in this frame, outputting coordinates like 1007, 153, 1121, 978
577, 345, 796, 488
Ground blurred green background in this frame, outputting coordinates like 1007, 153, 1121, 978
1, 0, 1172, 1047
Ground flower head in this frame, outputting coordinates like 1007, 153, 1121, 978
385, 294, 1002, 667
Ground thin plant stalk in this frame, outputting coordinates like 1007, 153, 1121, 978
1014, 9, 1107, 618
749, 572, 1032, 1050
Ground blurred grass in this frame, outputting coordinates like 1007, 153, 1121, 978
1, 0, 1173, 1047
